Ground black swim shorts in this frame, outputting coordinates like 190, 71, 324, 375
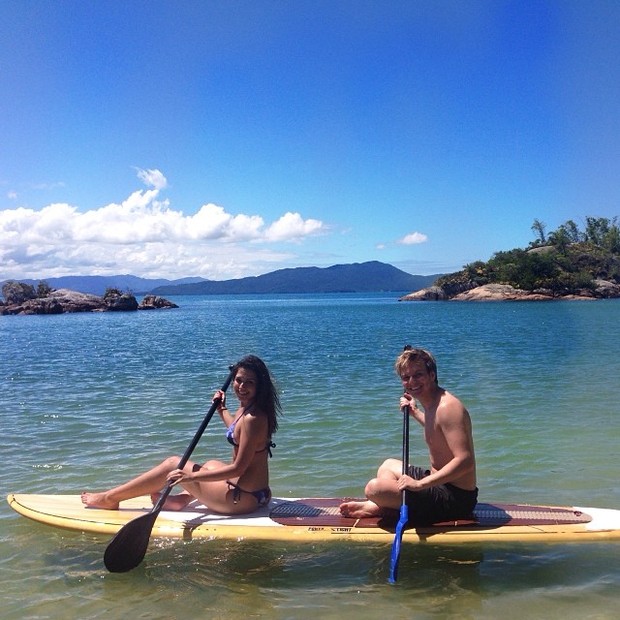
405, 465, 478, 525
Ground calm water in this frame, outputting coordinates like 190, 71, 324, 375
1, 294, 619, 619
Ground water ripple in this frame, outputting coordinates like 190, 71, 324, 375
2, 295, 620, 619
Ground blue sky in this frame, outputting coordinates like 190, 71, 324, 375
1, 0, 619, 281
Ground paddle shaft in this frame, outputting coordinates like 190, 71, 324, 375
388, 404, 410, 583
151, 366, 235, 513
401, 404, 410, 494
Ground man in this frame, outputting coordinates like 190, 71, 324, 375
340, 347, 478, 524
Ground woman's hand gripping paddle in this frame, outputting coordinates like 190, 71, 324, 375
103, 367, 235, 573
388, 405, 410, 583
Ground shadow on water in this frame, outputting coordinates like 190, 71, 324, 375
4, 519, 620, 620
114, 539, 619, 619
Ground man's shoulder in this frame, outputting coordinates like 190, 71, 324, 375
437, 390, 468, 416
438, 387, 460, 403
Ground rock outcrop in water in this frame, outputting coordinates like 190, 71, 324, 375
0, 282, 178, 315
399, 279, 620, 302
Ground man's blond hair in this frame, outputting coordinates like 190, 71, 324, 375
395, 346, 438, 385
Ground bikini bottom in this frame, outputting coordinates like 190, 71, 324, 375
226, 481, 272, 506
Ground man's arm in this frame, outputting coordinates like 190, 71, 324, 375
397, 396, 475, 491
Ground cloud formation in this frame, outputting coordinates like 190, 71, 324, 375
398, 232, 428, 245
0, 168, 327, 280
135, 167, 167, 190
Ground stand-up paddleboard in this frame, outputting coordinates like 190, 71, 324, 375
7, 494, 620, 544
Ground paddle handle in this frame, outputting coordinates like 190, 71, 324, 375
151, 366, 234, 513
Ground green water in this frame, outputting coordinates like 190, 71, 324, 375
1, 294, 619, 619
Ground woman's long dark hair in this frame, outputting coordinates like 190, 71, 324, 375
232, 355, 281, 436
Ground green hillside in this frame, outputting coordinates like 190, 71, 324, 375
152, 261, 438, 295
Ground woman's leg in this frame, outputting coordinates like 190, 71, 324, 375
81, 456, 193, 509
180, 460, 266, 515
150, 459, 227, 511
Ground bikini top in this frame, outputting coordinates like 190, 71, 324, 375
226, 415, 275, 457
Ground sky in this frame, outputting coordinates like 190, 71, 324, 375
1, 0, 619, 281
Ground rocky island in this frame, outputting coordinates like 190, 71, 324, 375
1, 281, 178, 315
400, 280, 620, 302
400, 217, 620, 302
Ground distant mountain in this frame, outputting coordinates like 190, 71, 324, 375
1, 262, 441, 297
1, 275, 207, 296
151, 261, 440, 295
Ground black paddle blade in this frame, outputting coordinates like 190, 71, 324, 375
104, 511, 160, 573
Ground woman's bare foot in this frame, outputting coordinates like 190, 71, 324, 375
339, 500, 383, 518
81, 491, 119, 510
151, 492, 193, 511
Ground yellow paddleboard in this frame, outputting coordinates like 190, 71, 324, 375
8, 494, 620, 544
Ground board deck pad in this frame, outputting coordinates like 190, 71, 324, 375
269, 498, 592, 528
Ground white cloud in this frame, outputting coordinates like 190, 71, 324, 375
265, 212, 325, 242
0, 169, 327, 280
398, 231, 428, 245
134, 167, 168, 190
184, 204, 266, 242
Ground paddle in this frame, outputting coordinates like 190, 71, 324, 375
103, 367, 235, 573
388, 404, 410, 584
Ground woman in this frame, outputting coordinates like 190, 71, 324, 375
81, 355, 281, 514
